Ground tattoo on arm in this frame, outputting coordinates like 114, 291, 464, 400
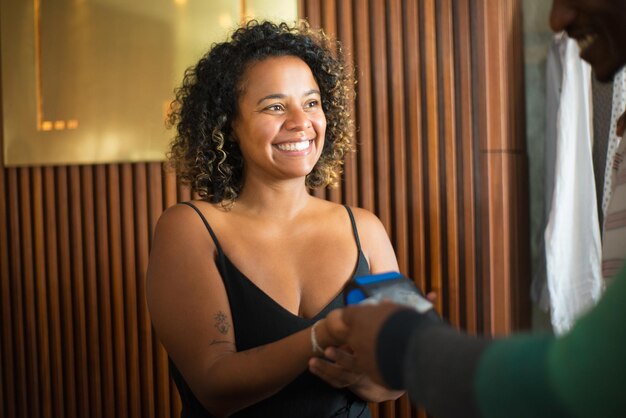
214, 311, 231, 335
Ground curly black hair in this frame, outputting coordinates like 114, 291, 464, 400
167, 20, 354, 206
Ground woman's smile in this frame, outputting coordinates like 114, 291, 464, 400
274, 139, 314, 153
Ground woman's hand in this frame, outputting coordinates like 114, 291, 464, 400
308, 312, 403, 402
308, 345, 363, 389
308, 345, 403, 402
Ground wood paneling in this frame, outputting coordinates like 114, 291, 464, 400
301, 0, 528, 415
1, 1, 528, 417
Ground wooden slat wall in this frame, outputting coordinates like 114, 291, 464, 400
300, 0, 529, 416
301, 0, 528, 325
0, 1, 528, 417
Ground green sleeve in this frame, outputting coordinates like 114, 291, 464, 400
474, 334, 569, 418
547, 263, 626, 417
475, 266, 626, 418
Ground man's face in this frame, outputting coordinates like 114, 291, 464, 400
550, 0, 626, 81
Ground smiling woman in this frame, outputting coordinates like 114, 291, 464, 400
167, 21, 353, 206
146, 21, 404, 418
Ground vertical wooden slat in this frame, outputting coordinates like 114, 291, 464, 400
472, 0, 492, 335
439, 0, 461, 326
81, 166, 104, 418
304, 0, 325, 201
164, 165, 178, 210
297, 0, 305, 21
40, 167, 65, 418
94, 165, 116, 418
483, 1, 513, 335
69, 166, 91, 418
508, 0, 531, 331
387, 0, 409, 272
147, 163, 172, 418
320, 0, 336, 32
456, 0, 478, 334
509, 154, 530, 330
32, 167, 53, 417
55, 166, 78, 418
0, 61, 5, 418
483, 154, 512, 334
304, 0, 321, 26
354, 0, 375, 212
32, 167, 52, 418
121, 163, 142, 418
107, 165, 129, 418
7, 168, 29, 418
0, 108, 5, 418
322, 0, 343, 205
370, 0, 391, 232
21, 168, 44, 418
422, 0, 444, 309
147, 163, 165, 239
404, 0, 427, 290
336, 0, 358, 207
134, 163, 156, 418
0, 154, 16, 418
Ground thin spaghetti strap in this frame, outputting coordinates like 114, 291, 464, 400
343, 205, 363, 254
180, 202, 224, 254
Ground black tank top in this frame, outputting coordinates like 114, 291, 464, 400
170, 202, 372, 418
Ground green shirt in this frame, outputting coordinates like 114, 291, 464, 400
476, 264, 626, 417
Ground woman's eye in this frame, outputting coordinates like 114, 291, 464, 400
304, 100, 319, 109
266, 104, 284, 112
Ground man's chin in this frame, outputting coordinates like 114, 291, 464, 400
593, 70, 616, 83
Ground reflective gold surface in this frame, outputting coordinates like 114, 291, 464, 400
1, 0, 297, 166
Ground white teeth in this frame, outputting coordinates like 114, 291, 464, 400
276, 141, 310, 152
577, 34, 597, 53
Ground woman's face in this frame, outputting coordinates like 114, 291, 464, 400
232, 55, 327, 184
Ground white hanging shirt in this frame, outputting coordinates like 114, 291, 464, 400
544, 34, 603, 335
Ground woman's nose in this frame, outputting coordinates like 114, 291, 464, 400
284, 107, 312, 131
549, 0, 577, 33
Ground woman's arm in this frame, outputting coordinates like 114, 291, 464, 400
147, 205, 337, 417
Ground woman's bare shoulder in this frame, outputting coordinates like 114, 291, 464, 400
343, 206, 386, 231
157, 200, 223, 226
153, 201, 225, 245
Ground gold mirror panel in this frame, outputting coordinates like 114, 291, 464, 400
1, 0, 297, 166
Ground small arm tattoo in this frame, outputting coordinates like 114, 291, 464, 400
214, 311, 231, 335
